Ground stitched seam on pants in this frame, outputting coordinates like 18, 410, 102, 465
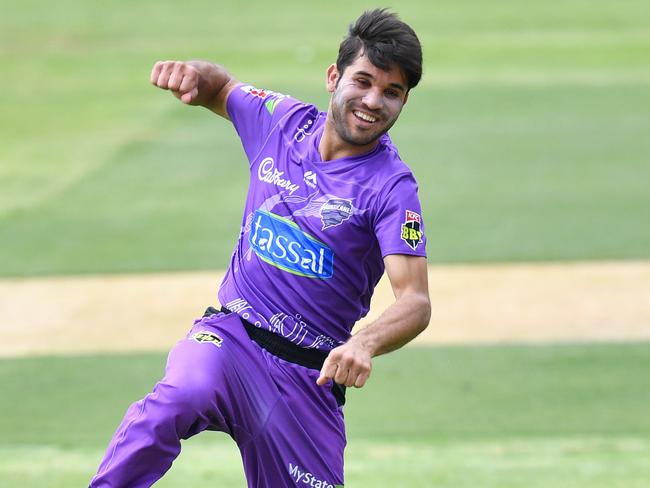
97, 396, 149, 477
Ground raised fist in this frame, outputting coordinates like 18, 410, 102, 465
150, 61, 200, 104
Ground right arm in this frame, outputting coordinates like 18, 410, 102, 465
150, 60, 239, 119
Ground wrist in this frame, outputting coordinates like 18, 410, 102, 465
348, 330, 378, 357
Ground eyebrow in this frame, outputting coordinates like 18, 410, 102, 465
355, 70, 406, 93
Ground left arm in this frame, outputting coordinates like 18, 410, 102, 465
317, 254, 431, 388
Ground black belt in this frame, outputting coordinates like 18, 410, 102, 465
203, 306, 346, 406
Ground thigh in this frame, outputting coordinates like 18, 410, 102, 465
238, 352, 346, 488
163, 312, 279, 440
175, 312, 346, 486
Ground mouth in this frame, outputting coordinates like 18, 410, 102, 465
352, 110, 378, 124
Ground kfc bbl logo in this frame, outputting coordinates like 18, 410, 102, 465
320, 198, 353, 230
401, 210, 423, 250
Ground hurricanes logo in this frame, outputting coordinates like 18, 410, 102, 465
191, 331, 223, 348
401, 210, 423, 250
320, 198, 353, 230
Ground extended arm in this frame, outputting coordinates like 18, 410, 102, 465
150, 60, 239, 119
317, 254, 431, 388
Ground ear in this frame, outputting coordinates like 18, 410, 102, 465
403, 91, 409, 106
326, 64, 339, 93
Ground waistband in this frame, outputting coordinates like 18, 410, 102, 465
203, 306, 346, 406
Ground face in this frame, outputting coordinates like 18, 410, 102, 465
326, 53, 409, 150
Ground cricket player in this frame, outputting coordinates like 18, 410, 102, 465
90, 8, 430, 487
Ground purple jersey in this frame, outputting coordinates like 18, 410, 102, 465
218, 84, 427, 351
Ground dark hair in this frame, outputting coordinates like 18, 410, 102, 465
336, 9, 422, 90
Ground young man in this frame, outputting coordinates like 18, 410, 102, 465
90, 8, 430, 488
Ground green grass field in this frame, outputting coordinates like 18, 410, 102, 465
1, 344, 650, 487
2, 0, 649, 276
2, 0, 650, 486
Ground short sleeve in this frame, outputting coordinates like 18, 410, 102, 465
373, 174, 427, 258
226, 84, 302, 164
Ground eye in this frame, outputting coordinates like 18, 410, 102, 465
385, 89, 399, 99
356, 78, 371, 87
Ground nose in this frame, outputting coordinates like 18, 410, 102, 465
361, 89, 382, 110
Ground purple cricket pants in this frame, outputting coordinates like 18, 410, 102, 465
89, 312, 346, 487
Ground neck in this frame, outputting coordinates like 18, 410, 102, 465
318, 115, 379, 162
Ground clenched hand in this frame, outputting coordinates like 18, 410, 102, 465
150, 61, 201, 104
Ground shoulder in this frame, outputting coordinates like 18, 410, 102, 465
227, 83, 316, 125
364, 140, 423, 216
372, 137, 420, 190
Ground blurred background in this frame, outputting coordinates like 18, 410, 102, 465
1, 0, 649, 486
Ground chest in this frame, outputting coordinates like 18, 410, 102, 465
245, 147, 379, 276
251, 147, 375, 229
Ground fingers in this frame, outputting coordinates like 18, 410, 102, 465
167, 62, 183, 90
150, 61, 164, 85
317, 346, 372, 389
354, 370, 370, 388
316, 359, 337, 386
151, 61, 175, 88
180, 88, 199, 104
150, 60, 199, 103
